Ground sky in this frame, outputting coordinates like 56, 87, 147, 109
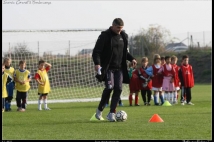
2, 0, 212, 35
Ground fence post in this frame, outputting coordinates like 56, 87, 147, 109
38, 41, 39, 60
69, 40, 70, 57
9, 42, 11, 58
203, 31, 205, 47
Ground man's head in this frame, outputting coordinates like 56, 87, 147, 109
111, 18, 124, 35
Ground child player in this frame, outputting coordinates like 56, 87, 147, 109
158, 56, 176, 104
14, 60, 31, 112
128, 62, 140, 106
3, 57, 15, 111
178, 55, 194, 105
145, 54, 164, 105
34, 60, 52, 110
138, 57, 152, 106
2, 64, 13, 112
171, 55, 180, 104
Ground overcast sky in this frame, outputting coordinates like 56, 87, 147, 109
2, 0, 212, 35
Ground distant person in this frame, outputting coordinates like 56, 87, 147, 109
92, 18, 137, 122
171, 55, 180, 104
128, 62, 140, 106
161, 56, 166, 66
138, 57, 152, 106
178, 55, 194, 105
158, 56, 176, 104
3, 57, 15, 111
2, 64, 13, 112
34, 60, 52, 110
145, 54, 164, 105
14, 60, 31, 112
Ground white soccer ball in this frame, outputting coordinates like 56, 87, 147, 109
115, 110, 127, 122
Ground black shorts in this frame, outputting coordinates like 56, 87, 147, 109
38, 93, 48, 96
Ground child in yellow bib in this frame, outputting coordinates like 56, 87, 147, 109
2, 64, 13, 112
14, 60, 31, 112
34, 60, 52, 110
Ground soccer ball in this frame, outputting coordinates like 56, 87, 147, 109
115, 110, 127, 122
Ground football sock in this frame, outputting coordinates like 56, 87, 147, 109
165, 92, 169, 101
159, 93, 164, 104
154, 92, 159, 104
174, 91, 177, 103
170, 92, 173, 103
44, 99, 47, 109
129, 94, 132, 105
135, 94, 139, 105
38, 99, 42, 110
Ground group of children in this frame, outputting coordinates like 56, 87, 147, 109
2, 57, 52, 112
128, 54, 194, 106
2, 54, 194, 112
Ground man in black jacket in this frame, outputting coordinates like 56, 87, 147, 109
92, 18, 137, 122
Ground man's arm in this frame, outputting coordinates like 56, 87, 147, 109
92, 33, 105, 71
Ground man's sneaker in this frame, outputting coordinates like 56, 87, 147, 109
187, 102, 194, 105
95, 109, 102, 120
106, 112, 116, 122
184, 100, 187, 104
38, 108, 42, 111
45, 107, 51, 110
119, 103, 124, 106
181, 102, 185, 105
17, 108, 25, 112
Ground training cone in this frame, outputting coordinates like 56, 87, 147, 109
149, 114, 164, 122
90, 113, 104, 121
162, 100, 172, 106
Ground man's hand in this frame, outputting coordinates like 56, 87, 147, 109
95, 65, 101, 72
132, 59, 137, 67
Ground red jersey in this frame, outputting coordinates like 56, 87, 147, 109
171, 64, 180, 87
180, 64, 194, 88
138, 68, 152, 90
152, 65, 163, 88
162, 64, 175, 77
129, 69, 141, 93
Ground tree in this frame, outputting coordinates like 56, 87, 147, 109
4, 42, 36, 59
129, 24, 175, 57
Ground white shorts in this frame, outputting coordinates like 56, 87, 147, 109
175, 87, 180, 91
152, 87, 162, 91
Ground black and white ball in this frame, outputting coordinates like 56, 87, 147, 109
115, 110, 127, 122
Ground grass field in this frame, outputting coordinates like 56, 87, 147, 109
2, 84, 212, 140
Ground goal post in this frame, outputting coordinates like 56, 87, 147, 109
2, 41, 130, 105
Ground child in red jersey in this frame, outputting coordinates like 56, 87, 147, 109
145, 54, 164, 105
138, 57, 152, 106
178, 55, 194, 105
171, 55, 180, 104
158, 56, 176, 104
128, 62, 140, 106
